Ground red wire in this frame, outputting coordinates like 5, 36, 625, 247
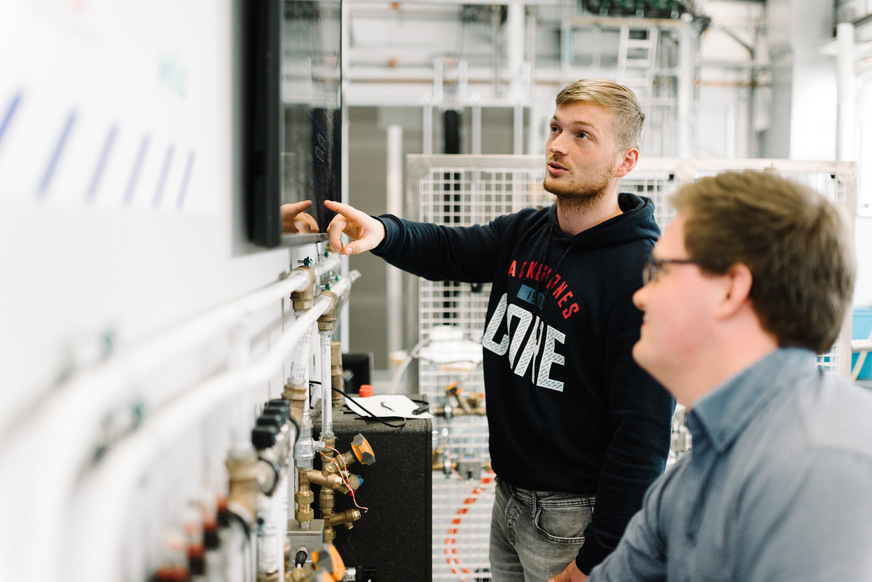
445, 471, 495, 581
320, 448, 369, 513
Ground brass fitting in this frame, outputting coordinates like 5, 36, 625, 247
290, 266, 317, 311
433, 405, 486, 417
431, 446, 492, 475
311, 435, 371, 543
286, 566, 312, 582
322, 450, 356, 476
326, 508, 362, 530
295, 467, 315, 524
467, 390, 484, 410
434, 386, 486, 418
317, 289, 339, 332
320, 486, 336, 542
283, 381, 308, 425
317, 441, 337, 542
321, 434, 375, 471
304, 469, 356, 494
432, 445, 445, 471
432, 461, 494, 474
226, 452, 261, 525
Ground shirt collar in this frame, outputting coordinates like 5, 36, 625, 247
688, 347, 818, 454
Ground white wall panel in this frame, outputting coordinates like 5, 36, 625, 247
0, 3, 347, 581
0, 0, 295, 433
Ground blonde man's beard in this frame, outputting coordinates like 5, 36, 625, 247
543, 163, 614, 212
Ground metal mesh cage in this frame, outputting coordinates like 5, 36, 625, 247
406, 155, 856, 581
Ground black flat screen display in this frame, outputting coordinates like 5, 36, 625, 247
245, 0, 341, 247
283, 0, 342, 233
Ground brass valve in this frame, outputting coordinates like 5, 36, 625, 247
326, 508, 362, 530
436, 382, 486, 418
317, 289, 339, 332
283, 381, 308, 425
226, 451, 260, 525
311, 434, 373, 543
305, 469, 358, 494
290, 266, 317, 311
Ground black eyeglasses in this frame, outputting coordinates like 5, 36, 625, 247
642, 256, 698, 285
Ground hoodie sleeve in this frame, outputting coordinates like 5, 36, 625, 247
371, 213, 503, 283
575, 284, 675, 574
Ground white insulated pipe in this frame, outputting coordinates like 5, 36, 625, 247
506, 1, 524, 102
471, 104, 482, 155
836, 22, 856, 163
320, 330, 334, 440
386, 124, 403, 356
297, 326, 315, 429
513, 103, 524, 154
317, 273, 355, 443
423, 102, 434, 155
0, 253, 342, 582
677, 25, 696, 159
66, 272, 358, 582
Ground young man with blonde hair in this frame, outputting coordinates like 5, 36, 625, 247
284, 79, 674, 581
589, 170, 872, 580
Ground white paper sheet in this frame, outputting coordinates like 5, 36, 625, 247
344, 394, 433, 419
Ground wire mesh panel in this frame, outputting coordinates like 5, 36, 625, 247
432, 418, 494, 582
414, 159, 555, 581
406, 155, 856, 581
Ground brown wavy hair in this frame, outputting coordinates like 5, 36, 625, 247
670, 170, 855, 354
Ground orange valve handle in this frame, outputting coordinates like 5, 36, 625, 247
312, 544, 345, 580
351, 433, 375, 465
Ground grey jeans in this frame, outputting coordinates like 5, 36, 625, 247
489, 477, 595, 582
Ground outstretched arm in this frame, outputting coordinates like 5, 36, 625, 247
324, 199, 385, 255
280, 200, 319, 234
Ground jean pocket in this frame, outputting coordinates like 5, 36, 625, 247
532, 499, 594, 544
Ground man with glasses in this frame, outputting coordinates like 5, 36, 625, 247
284, 79, 675, 581
589, 170, 872, 580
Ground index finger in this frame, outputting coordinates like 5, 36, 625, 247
326, 213, 349, 254
324, 199, 363, 220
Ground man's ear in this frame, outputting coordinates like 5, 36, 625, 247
615, 148, 639, 177
717, 263, 753, 319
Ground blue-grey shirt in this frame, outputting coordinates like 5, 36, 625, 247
589, 348, 872, 581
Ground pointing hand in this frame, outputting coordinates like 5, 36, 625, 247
324, 199, 386, 255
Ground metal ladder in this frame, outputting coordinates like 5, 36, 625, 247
616, 24, 659, 106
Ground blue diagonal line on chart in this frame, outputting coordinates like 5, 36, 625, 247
176, 150, 196, 210
0, 92, 22, 154
153, 143, 175, 208
124, 135, 150, 206
86, 124, 118, 202
38, 111, 77, 199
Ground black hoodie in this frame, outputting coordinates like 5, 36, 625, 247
373, 193, 674, 573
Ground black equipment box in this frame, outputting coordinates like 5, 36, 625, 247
312, 399, 432, 581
